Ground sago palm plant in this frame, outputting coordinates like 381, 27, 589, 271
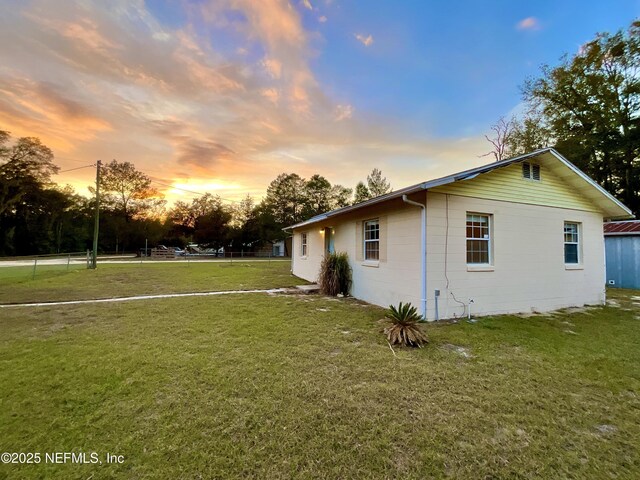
383, 302, 429, 347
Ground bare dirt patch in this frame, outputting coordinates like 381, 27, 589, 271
441, 343, 474, 358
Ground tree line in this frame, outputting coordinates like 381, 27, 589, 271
0, 131, 392, 256
484, 19, 640, 216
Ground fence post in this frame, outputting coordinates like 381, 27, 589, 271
67, 254, 71, 271
32, 257, 37, 280
230, 251, 233, 265
86, 249, 91, 269
269, 252, 271, 264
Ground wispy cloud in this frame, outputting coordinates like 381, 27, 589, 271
334, 104, 353, 121
176, 139, 235, 170
318, 15, 327, 23
301, 0, 313, 10
516, 17, 540, 31
354, 33, 374, 47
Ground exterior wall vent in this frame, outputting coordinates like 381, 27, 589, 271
522, 162, 541, 181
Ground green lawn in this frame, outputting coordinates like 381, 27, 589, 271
0, 265, 639, 479
0, 261, 300, 304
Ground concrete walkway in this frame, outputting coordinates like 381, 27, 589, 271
0, 288, 291, 308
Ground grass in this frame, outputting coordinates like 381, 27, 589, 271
0, 265, 639, 479
0, 261, 301, 304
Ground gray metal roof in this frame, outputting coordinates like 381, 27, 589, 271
286, 148, 633, 230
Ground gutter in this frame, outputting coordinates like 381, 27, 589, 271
402, 194, 427, 320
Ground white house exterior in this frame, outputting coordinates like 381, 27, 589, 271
288, 149, 633, 320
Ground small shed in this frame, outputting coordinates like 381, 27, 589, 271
604, 220, 640, 289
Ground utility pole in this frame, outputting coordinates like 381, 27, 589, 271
91, 160, 102, 269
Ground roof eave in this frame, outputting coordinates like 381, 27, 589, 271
547, 149, 634, 220
287, 182, 431, 230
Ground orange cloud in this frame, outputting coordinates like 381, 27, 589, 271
0, 77, 111, 151
0, 0, 496, 208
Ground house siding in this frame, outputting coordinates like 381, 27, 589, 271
431, 160, 600, 213
292, 229, 324, 283
425, 192, 605, 319
292, 198, 423, 309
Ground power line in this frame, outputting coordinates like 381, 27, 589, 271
58, 164, 96, 173
55, 156, 98, 166
57, 159, 248, 206
149, 177, 240, 203
74, 159, 245, 204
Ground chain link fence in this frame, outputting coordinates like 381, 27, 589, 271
0, 251, 91, 282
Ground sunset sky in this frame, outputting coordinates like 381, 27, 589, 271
0, 0, 637, 205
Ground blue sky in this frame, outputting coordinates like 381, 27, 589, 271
0, 0, 638, 202
303, 0, 639, 136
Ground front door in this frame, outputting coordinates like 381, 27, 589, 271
324, 227, 335, 255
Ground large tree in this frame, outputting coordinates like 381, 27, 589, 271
0, 132, 75, 255
506, 114, 552, 155
521, 20, 640, 214
98, 160, 164, 222
93, 160, 166, 253
167, 193, 232, 249
330, 184, 353, 209
353, 181, 371, 204
231, 194, 256, 228
367, 168, 392, 197
264, 173, 307, 226
303, 174, 333, 218
0, 131, 58, 216
353, 169, 392, 204
302, 175, 353, 217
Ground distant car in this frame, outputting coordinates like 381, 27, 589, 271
174, 248, 185, 256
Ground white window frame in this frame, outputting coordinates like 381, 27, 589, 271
363, 219, 380, 261
563, 222, 580, 264
466, 213, 492, 265
301, 232, 308, 257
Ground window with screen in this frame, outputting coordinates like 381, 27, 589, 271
466, 214, 491, 264
301, 232, 308, 257
364, 219, 380, 261
564, 222, 580, 264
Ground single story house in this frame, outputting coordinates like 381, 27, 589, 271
287, 148, 633, 320
604, 220, 640, 290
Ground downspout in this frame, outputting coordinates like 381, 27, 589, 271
402, 194, 427, 320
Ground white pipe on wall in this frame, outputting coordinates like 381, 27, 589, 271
402, 194, 427, 320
